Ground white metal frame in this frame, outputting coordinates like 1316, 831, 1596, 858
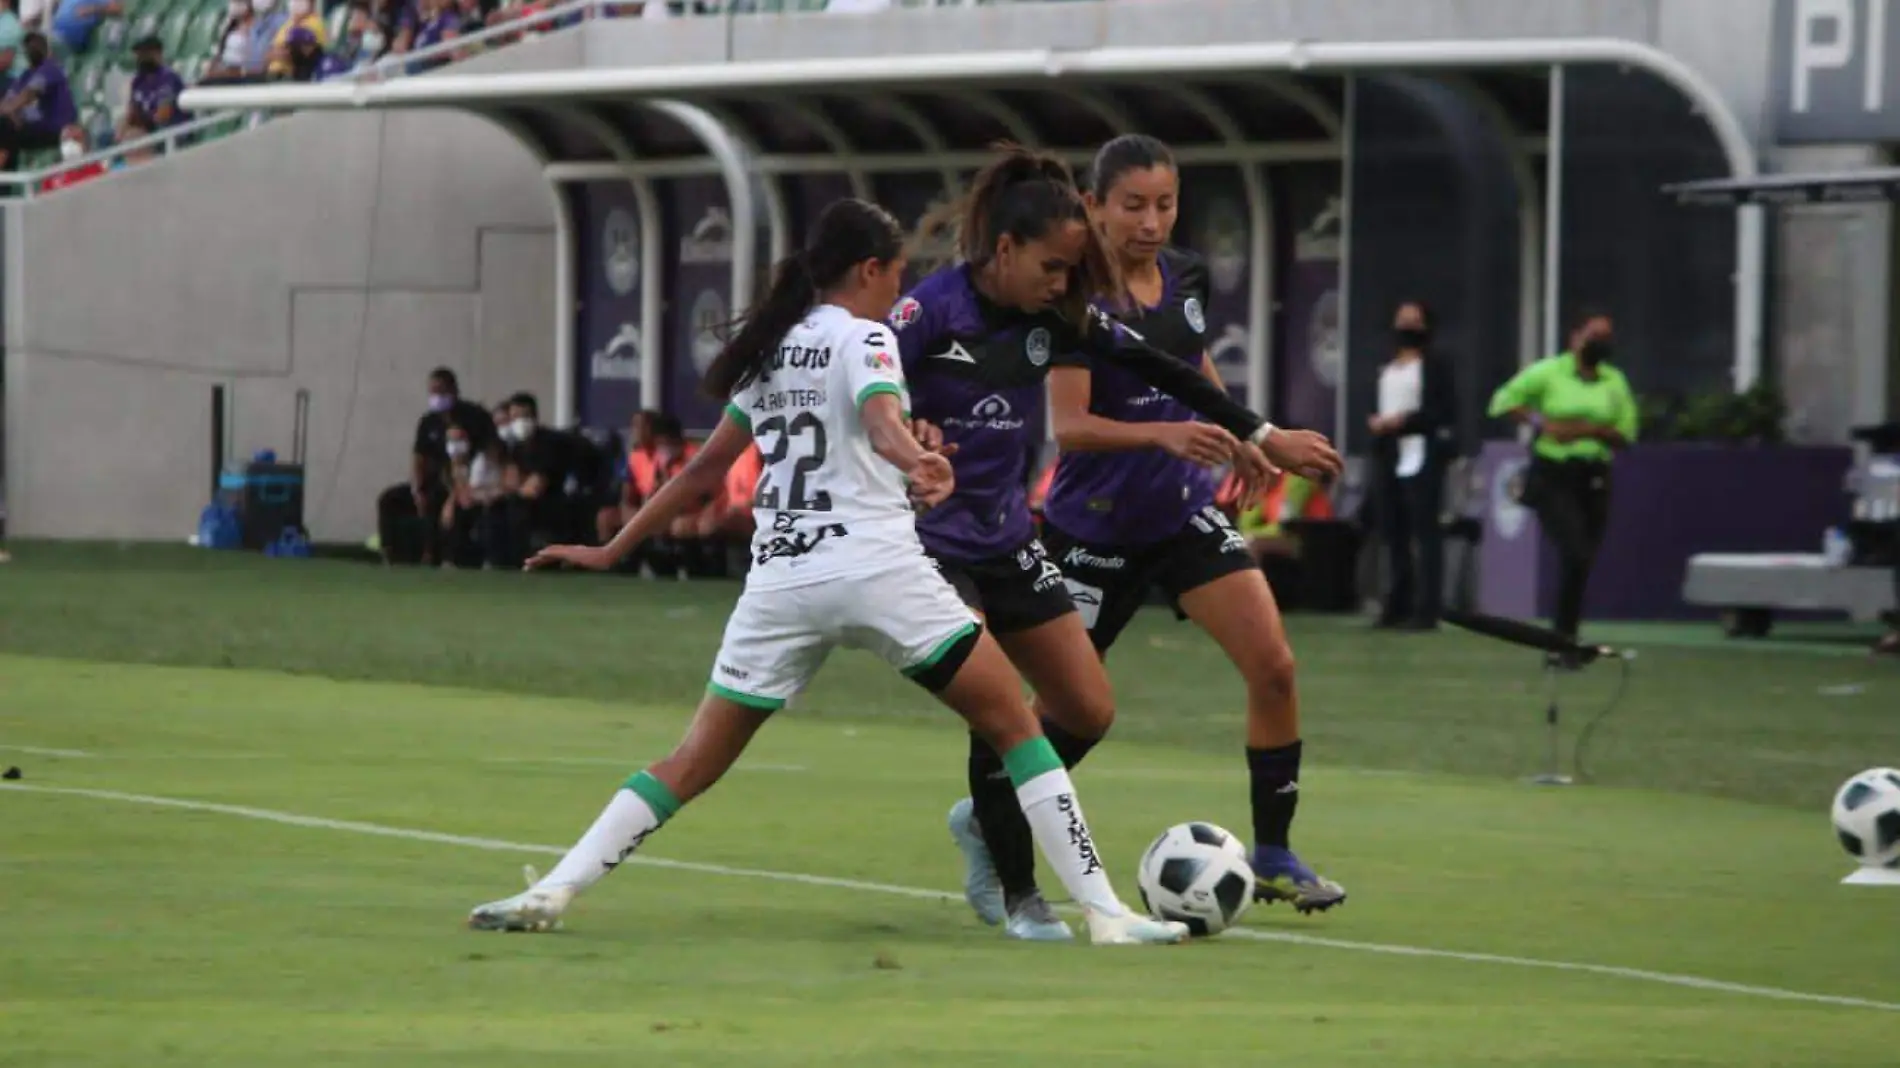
180, 35, 1764, 395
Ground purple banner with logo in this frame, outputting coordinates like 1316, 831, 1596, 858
1274, 164, 1344, 438
1177, 167, 1251, 402
662, 179, 735, 433
1474, 441, 1542, 619
572, 181, 645, 433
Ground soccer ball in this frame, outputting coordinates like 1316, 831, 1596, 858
1136, 821, 1255, 937
1831, 767, 1900, 868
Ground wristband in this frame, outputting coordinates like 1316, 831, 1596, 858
1248, 423, 1278, 447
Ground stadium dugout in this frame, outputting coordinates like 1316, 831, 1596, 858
5, 2, 1772, 544
179, 9, 1763, 433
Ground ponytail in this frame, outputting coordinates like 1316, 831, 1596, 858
702, 197, 904, 401
702, 253, 816, 399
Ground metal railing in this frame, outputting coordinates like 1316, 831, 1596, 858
3, 0, 1049, 195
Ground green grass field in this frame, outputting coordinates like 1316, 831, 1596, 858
2, 543, 1897, 1066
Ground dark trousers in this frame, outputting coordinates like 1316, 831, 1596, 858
1376, 470, 1445, 626
1525, 458, 1612, 639
0, 123, 61, 167
377, 483, 448, 565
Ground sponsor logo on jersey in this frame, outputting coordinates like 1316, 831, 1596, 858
1025, 327, 1052, 367
755, 522, 850, 565
769, 343, 832, 371
929, 340, 978, 364
1063, 546, 1127, 571
890, 297, 922, 331
1058, 793, 1104, 875
864, 349, 897, 372
718, 663, 750, 681
943, 393, 1024, 432
1183, 296, 1206, 335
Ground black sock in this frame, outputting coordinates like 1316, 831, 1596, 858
1246, 740, 1303, 850
967, 733, 1039, 904
1040, 717, 1100, 770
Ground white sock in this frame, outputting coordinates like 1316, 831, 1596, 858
1015, 768, 1126, 915
534, 788, 665, 893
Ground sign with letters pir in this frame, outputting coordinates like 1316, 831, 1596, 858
1774, 0, 1900, 143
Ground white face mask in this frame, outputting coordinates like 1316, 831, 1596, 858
446, 440, 469, 459
59, 139, 84, 161
495, 422, 516, 444
510, 417, 536, 441
359, 29, 384, 55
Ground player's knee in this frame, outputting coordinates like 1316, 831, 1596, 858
1040, 687, 1115, 739
1240, 637, 1297, 702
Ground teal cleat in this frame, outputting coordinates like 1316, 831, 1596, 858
947, 797, 1006, 926
1003, 892, 1073, 942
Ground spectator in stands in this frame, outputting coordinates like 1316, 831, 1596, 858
324, 2, 384, 73
244, 0, 287, 79
0, 33, 74, 168
272, 25, 324, 80
1367, 299, 1457, 631
596, 409, 653, 550
482, 391, 566, 568
0, 0, 26, 83
691, 441, 760, 576
202, 2, 259, 84
126, 37, 187, 131
376, 367, 495, 566
266, 0, 325, 78
16, 0, 38, 31
47, 0, 119, 54
39, 122, 100, 190
394, 0, 458, 65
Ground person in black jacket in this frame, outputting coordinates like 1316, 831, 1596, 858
1366, 300, 1458, 630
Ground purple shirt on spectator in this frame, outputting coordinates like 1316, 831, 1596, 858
413, 9, 457, 50
130, 66, 188, 127
314, 53, 353, 81
15, 59, 76, 136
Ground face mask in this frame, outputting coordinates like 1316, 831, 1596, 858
136, 57, 159, 74
26, 47, 45, 66
58, 139, 83, 162
495, 423, 516, 444
510, 417, 536, 441
1579, 339, 1613, 366
1394, 327, 1429, 350
360, 29, 384, 55
427, 392, 452, 413
446, 440, 469, 459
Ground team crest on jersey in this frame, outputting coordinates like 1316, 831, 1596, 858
890, 297, 922, 331
1184, 297, 1206, 335
864, 349, 896, 371
1025, 327, 1052, 367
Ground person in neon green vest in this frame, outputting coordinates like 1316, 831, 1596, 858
1488, 311, 1639, 643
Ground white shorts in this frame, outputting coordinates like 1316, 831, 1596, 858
707, 557, 981, 711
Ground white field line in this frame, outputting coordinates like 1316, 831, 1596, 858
0, 745, 93, 758
4, 782, 1897, 1014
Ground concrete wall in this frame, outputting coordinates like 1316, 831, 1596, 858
2, 107, 556, 542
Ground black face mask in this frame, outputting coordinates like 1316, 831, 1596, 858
25, 46, 46, 67
1579, 339, 1614, 366
136, 57, 159, 74
1394, 327, 1430, 350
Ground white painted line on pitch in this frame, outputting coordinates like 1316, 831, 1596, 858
481, 757, 807, 773
5, 781, 1896, 1014
0, 745, 93, 758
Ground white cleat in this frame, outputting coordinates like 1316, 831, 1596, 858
1084, 906, 1191, 947
467, 865, 575, 932
1003, 892, 1074, 942
947, 798, 1006, 926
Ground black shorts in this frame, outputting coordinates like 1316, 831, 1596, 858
929, 538, 1076, 636
1040, 505, 1257, 654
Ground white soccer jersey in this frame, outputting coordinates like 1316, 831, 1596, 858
724, 303, 920, 592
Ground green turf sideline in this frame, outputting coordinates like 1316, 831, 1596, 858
7, 780, 1896, 1015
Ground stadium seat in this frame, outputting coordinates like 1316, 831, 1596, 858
184, 3, 227, 61
158, 4, 195, 56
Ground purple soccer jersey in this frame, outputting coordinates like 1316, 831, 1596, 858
1044, 247, 1219, 545
893, 262, 1266, 562
891, 266, 1051, 561
16, 59, 76, 136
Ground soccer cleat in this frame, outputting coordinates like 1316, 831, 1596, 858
1003, 891, 1073, 942
947, 797, 1006, 926
467, 865, 575, 932
1083, 905, 1190, 946
1251, 845, 1347, 914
